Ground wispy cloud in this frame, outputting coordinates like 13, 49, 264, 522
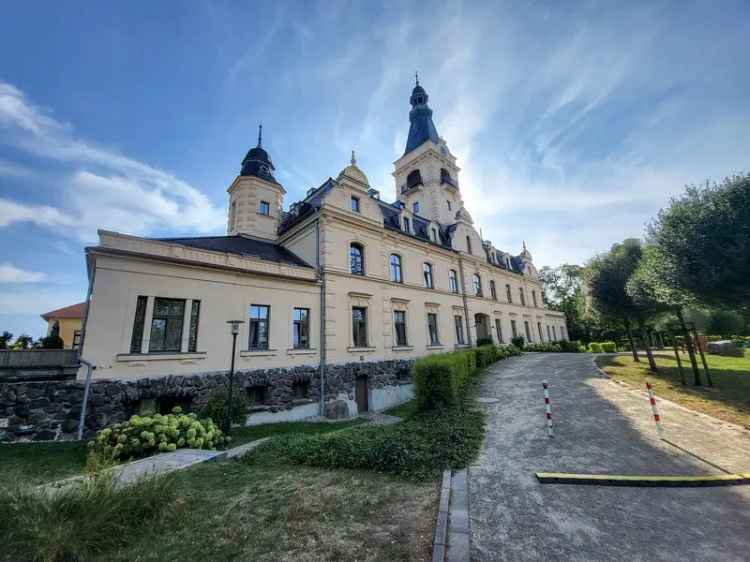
0, 81, 225, 242
0, 262, 47, 283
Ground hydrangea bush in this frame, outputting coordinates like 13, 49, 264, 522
88, 407, 228, 461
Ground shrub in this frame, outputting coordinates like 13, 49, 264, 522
557, 340, 583, 353
524, 342, 562, 352
249, 405, 484, 480
476, 337, 494, 347
199, 390, 247, 426
475, 345, 497, 368
88, 407, 227, 462
588, 342, 603, 353
0, 473, 176, 562
511, 336, 525, 349
39, 335, 64, 349
600, 341, 617, 353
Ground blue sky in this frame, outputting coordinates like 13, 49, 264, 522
1, 1, 748, 338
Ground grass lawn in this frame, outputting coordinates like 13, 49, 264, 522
383, 398, 418, 419
0, 441, 88, 485
229, 417, 367, 446
99, 461, 437, 562
596, 349, 750, 429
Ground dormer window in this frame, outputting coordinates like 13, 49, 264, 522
430, 228, 438, 242
351, 196, 360, 213
413, 201, 420, 214
259, 201, 270, 215
447, 200, 452, 211
406, 169, 422, 189
403, 217, 410, 233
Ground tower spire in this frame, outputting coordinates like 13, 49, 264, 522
415, 71, 419, 86
257, 123, 263, 148
351, 150, 356, 165
405, 76, 440, 154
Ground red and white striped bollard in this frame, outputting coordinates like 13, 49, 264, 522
542, 380, 553, 438
646, 382, 663, 439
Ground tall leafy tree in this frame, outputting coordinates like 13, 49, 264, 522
647, 173, 750, 312
539, 264, 589, 340
584, 239, 644, 364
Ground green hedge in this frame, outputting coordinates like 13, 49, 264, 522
414, 345, 519, 412
588, 341, 617, 353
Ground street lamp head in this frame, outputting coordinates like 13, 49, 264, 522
227, 320, 245, 336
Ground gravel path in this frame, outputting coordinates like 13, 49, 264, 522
470, 353, 750, 562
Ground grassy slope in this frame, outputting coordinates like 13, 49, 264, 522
597, 349, 750, 429
0, 441, 88, 485
229, 418, 367, 446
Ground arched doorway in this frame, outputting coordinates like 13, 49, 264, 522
474, 313, 491, 343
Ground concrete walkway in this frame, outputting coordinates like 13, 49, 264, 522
470, 353, 750, 562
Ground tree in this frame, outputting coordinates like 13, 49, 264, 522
0, 331, 12, 349
705, 310, 746, 337
39, 335, 65, 349
647, 173, 750, 312
539, 264, 589, 341
628, 245, 703, 384
584, 239, 644, 364
11, 334, 34, 350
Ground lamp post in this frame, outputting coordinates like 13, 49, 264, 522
224, 320, 244, 435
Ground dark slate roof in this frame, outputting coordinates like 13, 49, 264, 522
405, 83, 440, 154
278, 178, 337, 234
156, 235, 312, 268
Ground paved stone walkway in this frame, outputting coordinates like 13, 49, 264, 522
470, 353, 750, 562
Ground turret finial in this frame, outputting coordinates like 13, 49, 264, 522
523, 240, 527, 252
257, 123, 263, 148
351, 150, 356, 165
415, 71, 419, 86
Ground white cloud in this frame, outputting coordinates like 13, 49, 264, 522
0, 81, 226, 242
0, 263, 47, 283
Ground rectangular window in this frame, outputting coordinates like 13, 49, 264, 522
352, 306, 368, 348
351, 196, 360, 213
455, 315, 466, 345
403, 217, 410, 233
259, 200, 270, 215
249, 304, 270, 350
547, 325, 552, 341
413, 201, 420, 214
466, 236, 472, 254
506, 284, 513, 304
130, 295, 148, 353
247, 385, 268, 405
495, 319, 503, 343
293, 307, 310, 349
427, 313, 440, 346
552, 325, 558, 340
394, 310, 407, 347
511, 319, 518, 338
532, 290, 538, 307
423, 263, 434, 289
490, 281, 497, 301
292, 380, 310, 399
519, 288, 526, 306
72, 330, 82, 350
447, 200, 452, 211
538, 322, 544, 341
449, 270, 459, 293
188, 300, 201, 352
149, 298, 186, 353
524, 321, 532, 342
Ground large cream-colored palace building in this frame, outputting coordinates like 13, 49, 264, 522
80, 80, 567, 418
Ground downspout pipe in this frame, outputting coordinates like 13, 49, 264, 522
77, 359, 96, 440
458, 253, 473, 347
315, 211, 327, 416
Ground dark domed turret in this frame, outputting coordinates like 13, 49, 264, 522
241, 124, 278, 183
405, 75, 440, 154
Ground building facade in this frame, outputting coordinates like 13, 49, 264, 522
80, 81, 567, 421
41, 302, 86, 349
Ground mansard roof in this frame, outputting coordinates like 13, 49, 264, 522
157, 235, 312, 268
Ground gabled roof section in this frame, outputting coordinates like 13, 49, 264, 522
156, 235, 312, 268
41, 302, 87, 320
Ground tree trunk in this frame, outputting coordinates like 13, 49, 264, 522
624, 318, 639, 362
639, 319, 658, 372
676, 308, 701, 386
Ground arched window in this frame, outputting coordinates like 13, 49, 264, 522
449, 269, 459, 293
350, 243, 364, 275
423, 263, 434, 289
390, 254, 403, 283
473, 274, 482, 296
407, 169, 422, 189
490, 280, 497, 301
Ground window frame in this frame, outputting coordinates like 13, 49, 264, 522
490, 280, 497, 301
511, 319, 518, 338
148, 297, 186, 353
449, 269, 459, 293
350, 243, 365, 276
427, 312, 440, 346
352, 306, 368, 348
454, 315, 466, 345
130, 295, 148, 353
423, 262, 434, 289
413, 201, 420, 214
188, 300, 201, 353
259, 200, 271, 216
495, 318, 503, 343
293, 307, 310, 349
506, 284, 513, 304
473, 274, 482, 296
393, 310, 408, 347
519, 288, 526, 306
248, 304, 271, 350
532, 290, 538, 307
390, 254, 403, 283
524, 321, 532, 342
466, 235, 472, 254
403, 217, 411, 233
350, 195, 360, 213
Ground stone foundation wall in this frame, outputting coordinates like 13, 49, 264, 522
0, 359, 414, 442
